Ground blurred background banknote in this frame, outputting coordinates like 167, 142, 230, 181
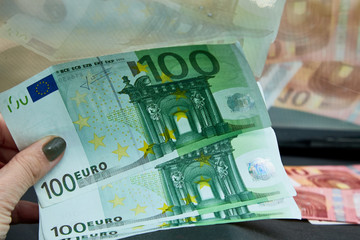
258, 0, 360, 126
285, 165, 360, 224
0, 0, 286, 82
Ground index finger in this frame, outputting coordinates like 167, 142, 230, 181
0, 113, 17, 149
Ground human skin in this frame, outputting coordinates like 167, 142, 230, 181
0, 114, 66, 240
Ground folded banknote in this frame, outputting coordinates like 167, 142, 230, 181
38, 127, 297, 239
0, 43, 273, 207
39, 197, 300, 240
286, 164, 360, 224
0, 42, 300, 240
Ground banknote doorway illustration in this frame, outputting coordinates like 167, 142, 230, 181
155, 137, 256, 224
119, 74, 231, 160
119, 74, 268, 224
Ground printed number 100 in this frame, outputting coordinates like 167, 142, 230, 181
41, 174, 76, 199
134, 50, 220, 81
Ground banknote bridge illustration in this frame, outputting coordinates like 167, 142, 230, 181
118, 74, 278, 224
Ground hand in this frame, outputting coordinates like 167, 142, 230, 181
0, 114, 66, 240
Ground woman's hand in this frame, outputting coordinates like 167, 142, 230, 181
0, 114, 66, 240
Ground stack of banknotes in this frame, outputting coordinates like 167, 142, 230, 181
286, 165, 360, 224
0, 43, 300, 240
259, 0, 360, 125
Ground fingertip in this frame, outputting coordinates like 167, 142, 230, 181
42, 136, 66, 162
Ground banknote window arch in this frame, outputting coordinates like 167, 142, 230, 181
119, 74, 231, 160
197, 183, 215, 201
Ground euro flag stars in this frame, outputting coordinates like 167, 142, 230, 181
112, 143, 129, 161
70, 90, 87, 106
101, 184, 113, 190
194, 152, 212, 168
27, 75, 58, 102
160, 72, 173, 83
195, 176, 211, 189
108, 194, 125, 208
158, 222, 171, 228
157, 203, 174, 214
73, 114, 90, 131
171, 88, 187, 101
182, 193, 197, 205
131, 204, 147, 216
130, 62, 148, 76
88, 133, 106, 150
132, 225, 144, 230
138, 141, 154, 158
136, 62, 148, 73
159, 127, 175, 143
173, 107, 188, 122
185, 217, 197, 223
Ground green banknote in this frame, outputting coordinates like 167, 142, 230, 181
40, 197, 300, 240
38, 127, 296, 239
0, 43, 271, 207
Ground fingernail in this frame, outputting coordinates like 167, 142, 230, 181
43, 0, 66, 22
42, 137, 66, 161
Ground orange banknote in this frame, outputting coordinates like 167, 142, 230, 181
294, 186, 360, 224
285, 165, 360, 189
287, 165, 360, 224
267, 0, 360, 66
266, 0, 340, 64
343, 0, 360, 66
274, 61, 360, 125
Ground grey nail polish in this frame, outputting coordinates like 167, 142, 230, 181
43, 0, 67, 22
42, 137, 66, 161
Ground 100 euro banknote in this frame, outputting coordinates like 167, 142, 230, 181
39, 127, 296, 238
40, 197, 300, 240
0, 43, 271, 207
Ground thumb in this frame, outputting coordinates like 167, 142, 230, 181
0, 136, 66, 208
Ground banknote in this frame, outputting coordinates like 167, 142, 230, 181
0, 43, 273, 207
294, 186, 360, 224
264, 0, 360, 125
285, 165, 360, 189
343, 0, 360, 66
267, 0, 360, 66
0, 0, 285, 77
266, 0, 340, 64
258, 61, 302, 108
38, 127, 296, 237
308, 220, 351, 225
40, 197, 300, 239
350, 164, 360, 175
273, 61, 360, 125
